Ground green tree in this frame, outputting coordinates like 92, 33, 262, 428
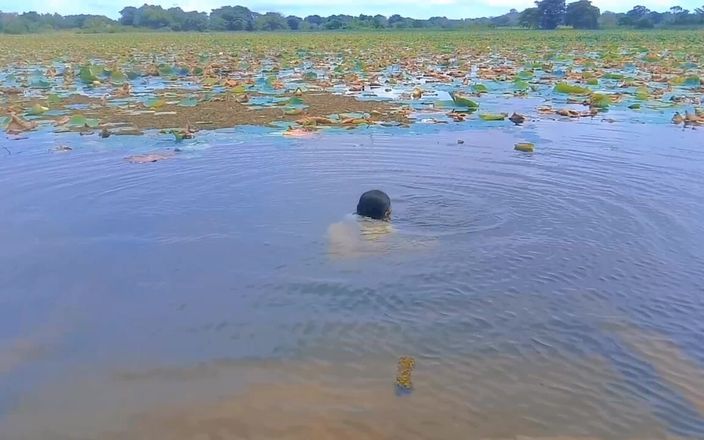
536, 0, 566, 29
519, 7, 541, 28
565, 0, 600, 28
119, 6, 137, 25
372, 14, 388, 28
254, 12, 288, 31
209, 6, 254, 31
303, 15, 323, 29
619, 5, 650, 25
286, 15, 302, 30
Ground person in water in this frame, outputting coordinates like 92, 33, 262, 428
328, 189, 393, 257
356, 190, 391, 221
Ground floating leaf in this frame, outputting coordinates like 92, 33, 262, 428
513, 79, 530, 91
479, 113, 506, 121
602, 73, 624, 80
586, 78, 599, 86
79, 65, 101, 84
450, 92, 479, 109
28, 104, 49, 115
303, 71, 318, 81
635, 86, 649, 100
517, 70, 533, 80
472, 84, 488, 93
145, 98, 166, 109
684, 75, 701, 87
109, 70, 127, 84
628, 103, 641, 110
231, 85, 246, 94
158, 64, 174, 76
590, 93, 610, 109
514, 142, 534, 152
178, 96, 199, 107
68, 115, 99, 128
30, 76, 51, 89
554, 82, 591, 95
47, 94, 62, 106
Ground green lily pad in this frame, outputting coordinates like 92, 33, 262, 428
69, 115, 99, 128
28, 103, 49, 115
450, 92, 479, 109
158, 64, 174, 76
590, 93, 610, 109
554, 82, 591, 95
628, 103, 641, 110
47, 94, 62, 106
472, 84, 488, 93
513, 79, 530, 91
684, 75, 701, 87
479, 113, 506, 121
231, 85, 247, 94
635, 86, 649, 100
109, 70, 127, 84
30, 76, 51, 89
79, 64, 101, 84
145, 98, 166, 109
178, 96, 199, 107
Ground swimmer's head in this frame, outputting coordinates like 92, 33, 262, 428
356, 190, 391, 221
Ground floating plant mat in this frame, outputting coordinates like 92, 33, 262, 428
1, 31, 703, 137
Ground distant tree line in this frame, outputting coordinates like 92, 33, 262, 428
1, 2, 704, 34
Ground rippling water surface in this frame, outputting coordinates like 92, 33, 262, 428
1, 119, 704, 439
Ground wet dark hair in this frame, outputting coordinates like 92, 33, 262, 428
356, 190, 391, 221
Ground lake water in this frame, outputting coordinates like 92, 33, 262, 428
1, 118, 704, 439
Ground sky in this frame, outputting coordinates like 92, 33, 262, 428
0, 0, 696, 20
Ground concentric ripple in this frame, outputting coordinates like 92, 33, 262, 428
1, 119, 703, 439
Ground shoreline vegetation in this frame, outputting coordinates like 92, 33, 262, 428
1, 2, 704, 34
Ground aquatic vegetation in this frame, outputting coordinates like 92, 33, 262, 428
479, 113, 507, 121
515, 142, 535, 152
0, 30, 702, 140
395, 356, 415, 394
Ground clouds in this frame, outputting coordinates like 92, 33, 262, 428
0, 0, 700, 19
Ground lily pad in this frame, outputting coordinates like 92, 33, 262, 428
472, 84, 488, 93
79, 64, 101, 84
145, 98, 166, 109
554, 82, 591, 95
450, 92, 479, 110
28, 104, 49, 115
635, 87, 649, 101
178, 96, 199, 107
590, 94, 610, 109
47, 94, 62, 106
69, 115, 99, 128
479, 113, 506, 121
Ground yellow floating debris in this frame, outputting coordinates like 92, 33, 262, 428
395, 356, 416, 393
514, 142, 535, 153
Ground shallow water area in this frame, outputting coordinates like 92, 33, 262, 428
1, 113, 704, 439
